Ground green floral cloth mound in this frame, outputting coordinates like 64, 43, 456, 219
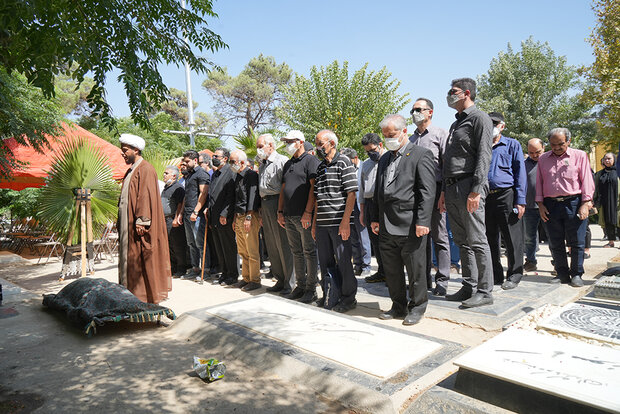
43, 277, 176, 336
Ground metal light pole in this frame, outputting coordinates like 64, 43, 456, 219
181, 0, 196, 147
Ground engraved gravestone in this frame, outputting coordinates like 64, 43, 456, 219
454, 329, 620, 413
205, 295, 442, 378
538, 303, 620, 345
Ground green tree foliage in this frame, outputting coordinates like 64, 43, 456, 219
0, 188, 42, 221
160, 87, 226, 131
203, 54, 292, 134
278, 61, 410, 154
0, 0, 226, 131
55, 72, 96, 117
581, 0, 620, 148
38, 140, 120, 245
88, 113, 223, 159
477, 37, 596, 149
0, 68, 63, 178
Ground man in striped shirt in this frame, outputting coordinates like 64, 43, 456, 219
312, 129, 359, 313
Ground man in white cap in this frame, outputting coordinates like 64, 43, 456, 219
118, 133, 172, 303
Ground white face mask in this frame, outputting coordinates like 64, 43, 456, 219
492, 127, 500, 138
285, 142, 298, 156
256, 147, 267, 160
384, 133, 402, 151
412, 111, 426, 125
230, 162, 242, 173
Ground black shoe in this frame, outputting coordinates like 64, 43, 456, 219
298, 290, 318, 304
446, 286, 472, 302
233, 280, 249, 289
461, 292, 493, 308
213, 275, 226, 285
316, 297, 325, 308
266, 281, 285, 292
523, 261, 537, 272
222, 277, 238, 286
501, 280, 518, 290
334, 300, 357, 313
403, 312, 424, 326
364, 273, 386, 283
432, 285, 447, 296
354, 266, 362, 276
172, 271, 184, 279
279, 288, 292, 296
378, 308, 406, 320
570, 276, 584, 287
242, 282, 262, 291
549, 276, 569, 284
285, 286, 305, 300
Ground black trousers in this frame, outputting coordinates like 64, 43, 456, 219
485, 188, 524, 284
165, 216, 188, 274
211, 220, 238, 280
379, 231, 428, 315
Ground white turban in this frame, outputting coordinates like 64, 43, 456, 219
119, 133, 145, 151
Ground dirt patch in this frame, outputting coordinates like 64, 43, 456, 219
0, 388, 44, 414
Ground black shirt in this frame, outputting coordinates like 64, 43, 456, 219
281, 151, 321, 217
183, 165, 210, 215
161, 181, 185, 217
234, 168, 260, 214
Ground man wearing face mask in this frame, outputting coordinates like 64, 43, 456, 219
230, 150, 262, 291
312, 130, 359, 313
359, 133, 386, 284
207, 148, 239, 285
438, 77, 494, 308
256, 133, 295, 295
485, 112, 526, 290
409, 97, 451, 296
279, 130, 321, 302
370, 114, 435, 325
161, 166, 188, 277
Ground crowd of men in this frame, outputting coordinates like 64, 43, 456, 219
117, 77, 595, 325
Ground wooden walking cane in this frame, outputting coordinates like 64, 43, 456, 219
199, 213, 209, 284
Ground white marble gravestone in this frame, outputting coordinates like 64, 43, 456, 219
454, 329, 620, 412
205, 295, 442, 378
539, 303, 620, 345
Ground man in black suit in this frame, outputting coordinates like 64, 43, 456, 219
371, 114, 435, 325
206, 147, 239, 285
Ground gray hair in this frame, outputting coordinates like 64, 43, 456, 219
547, 127, 571, 141
318, 129, 338, 147
258, 133, 276, 147
231, 149, 248, 162
165, 165, 179, 177
380, 114, 407, 131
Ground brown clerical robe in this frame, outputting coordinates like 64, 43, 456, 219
118, 157, 172, 303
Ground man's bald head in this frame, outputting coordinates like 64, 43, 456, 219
527, 138, 545, 162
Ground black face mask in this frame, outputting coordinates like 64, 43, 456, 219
316, 146, 327, 160
212, 158, 221, 167
367, 150, 380, 162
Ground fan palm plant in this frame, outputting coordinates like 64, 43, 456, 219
38, 139, 120, 245
233, 127, 287, 158
142, 148, 174, 181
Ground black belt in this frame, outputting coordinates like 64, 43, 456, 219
445, 173, 473, 186
489, 187, 511, 194
545, 195, 580, 202
261, 194, 279, 200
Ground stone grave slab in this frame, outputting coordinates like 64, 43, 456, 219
594, 275, 620, 300
538, 302, 620, 345
454, 328, 620, 413
205, 295, 442, 378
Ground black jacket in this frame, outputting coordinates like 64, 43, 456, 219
207, 164, 236, 227
372, 142, 435, 236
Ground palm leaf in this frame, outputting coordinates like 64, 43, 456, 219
142, 148, 174, 181
38, 139, 120, 245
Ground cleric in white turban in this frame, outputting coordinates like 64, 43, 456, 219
118, 133, 172, 303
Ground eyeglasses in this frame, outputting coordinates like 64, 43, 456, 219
410, 108, 430, 115
212, 154, 223, 159
447, 88, 464, 96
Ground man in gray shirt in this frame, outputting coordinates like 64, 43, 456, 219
523, 138, 544, 272
409, 97, 450, 296
438, 77, 494, 308
256, 133, 295, 295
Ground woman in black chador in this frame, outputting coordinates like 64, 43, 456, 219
594, 152, 619, 247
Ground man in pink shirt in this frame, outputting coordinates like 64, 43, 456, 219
536, 128, 595, 287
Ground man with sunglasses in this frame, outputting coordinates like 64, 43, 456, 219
409, 98, 451, 296
438, 78, 494, 308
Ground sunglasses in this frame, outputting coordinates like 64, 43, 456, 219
410, 108, 430, 114
448, 88, 464, 96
